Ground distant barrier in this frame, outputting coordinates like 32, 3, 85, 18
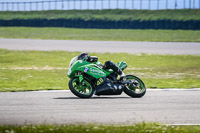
0, 19, 199, 30
0, 0, 200, 11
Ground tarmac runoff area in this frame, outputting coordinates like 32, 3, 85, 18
0, 38, 200, 55
0, 89, 200, 125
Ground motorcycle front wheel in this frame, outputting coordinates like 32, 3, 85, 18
68, 77, 94, 98
121, 75, 146, 98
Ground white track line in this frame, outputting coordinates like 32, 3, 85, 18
33, 88, 200, 93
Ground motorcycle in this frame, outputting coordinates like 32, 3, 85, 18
67, 54, 146, 98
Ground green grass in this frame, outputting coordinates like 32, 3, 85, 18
1, 27, 200, 42
0, 9, 200, 21
0, 123, 200, 133
0, 49, 200, 92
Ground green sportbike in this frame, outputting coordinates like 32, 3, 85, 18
67, 53, 146, 98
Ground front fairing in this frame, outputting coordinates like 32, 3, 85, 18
68, 57, 89, 77
67, 57, 78, 76
67, 57, 110, 79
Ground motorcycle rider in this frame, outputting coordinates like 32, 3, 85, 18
77, 53, 124, 77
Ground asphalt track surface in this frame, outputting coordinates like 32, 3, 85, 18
0, 38, 200, 55
1, 38, 200, 125
0, 89, 200, 125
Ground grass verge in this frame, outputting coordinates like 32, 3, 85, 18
0, 49, 200, 92
0, 27, 200, 42
0, 123, 200, 133
0, 9, 200, 21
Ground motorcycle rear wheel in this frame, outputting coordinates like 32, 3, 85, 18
69, 77, 94, 98
122, 75, 146, 98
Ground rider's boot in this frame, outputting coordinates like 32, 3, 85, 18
119, 72, 126, 78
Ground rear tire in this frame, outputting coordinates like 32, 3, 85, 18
122, 75, 146, 98
69, 77, 94, 98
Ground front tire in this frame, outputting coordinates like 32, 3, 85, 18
69, 77, 94, 98
122, 75, 146, 98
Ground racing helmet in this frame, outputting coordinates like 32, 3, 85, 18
77, 53, 89, 60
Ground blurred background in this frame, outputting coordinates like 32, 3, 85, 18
0, 0, 199, 91
0, 0, 200, 11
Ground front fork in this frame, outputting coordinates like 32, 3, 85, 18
79, 74, 84, 83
